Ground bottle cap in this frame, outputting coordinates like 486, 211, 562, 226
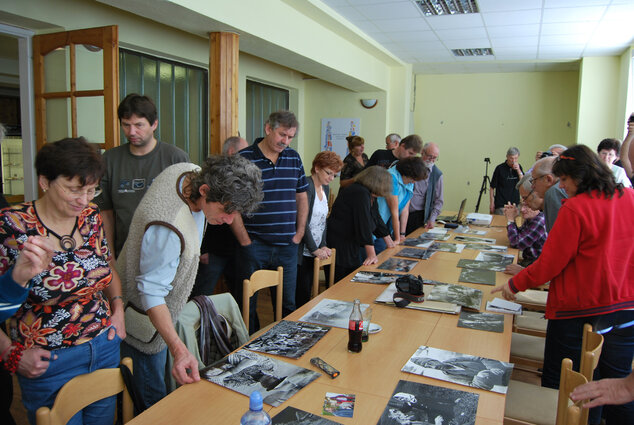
249, 390, 264, 411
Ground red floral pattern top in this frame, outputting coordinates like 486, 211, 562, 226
0, 202, 112, 349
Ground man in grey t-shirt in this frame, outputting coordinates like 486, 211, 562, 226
95, 94, 189, 257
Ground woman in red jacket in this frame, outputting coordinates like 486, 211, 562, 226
493, 144, 634, 425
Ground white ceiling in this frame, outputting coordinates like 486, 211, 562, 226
320, 0, 634, 73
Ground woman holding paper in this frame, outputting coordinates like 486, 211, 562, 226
492, 145, 634, 425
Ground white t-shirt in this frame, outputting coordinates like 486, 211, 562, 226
303, 192, 328, 257
611, 164, 632, 188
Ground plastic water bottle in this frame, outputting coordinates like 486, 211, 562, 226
240, 391, 271, 425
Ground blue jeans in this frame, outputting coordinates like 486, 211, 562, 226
242, 239, 298, 331
18, 328, 121, 425
543, 310, 634, 425
120, 341, 168, 412
191, 254, 238, 298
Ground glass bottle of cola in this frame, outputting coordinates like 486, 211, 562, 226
348, 299, 363, 353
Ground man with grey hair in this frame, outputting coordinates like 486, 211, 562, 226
233, 110, 309, 332
535, 144, 567, 161
490, 147, 524, 214
222, 136, 248, 156
385, 133, 401, 150
367, 134, 423, 169
118, 154, 263, 409
406, 142, 444, 234
530, 156, 567, 232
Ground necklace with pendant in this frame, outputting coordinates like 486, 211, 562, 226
34, 202, 79, 252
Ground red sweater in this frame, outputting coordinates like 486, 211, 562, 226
509, 188, 634, 319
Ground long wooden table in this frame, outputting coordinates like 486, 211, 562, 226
128, 215, 516, 424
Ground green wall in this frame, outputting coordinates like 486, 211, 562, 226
415, 71, 579, 211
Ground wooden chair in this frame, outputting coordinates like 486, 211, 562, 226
515, 288, 548, 312
312, 248, 336, 299
504, 358, 588, 425
510, 332, 545, 374
578, 324, 604, 424
513, 310, 547, 338
242, 266, 283, 335
36, 357, 134, 425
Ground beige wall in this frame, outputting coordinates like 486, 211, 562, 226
414, 71, 579, 210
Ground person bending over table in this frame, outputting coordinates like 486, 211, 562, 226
327, 166, 393, 282
296, 151, 343, 308
493, 145, 634, 425
0, 138, 126, 425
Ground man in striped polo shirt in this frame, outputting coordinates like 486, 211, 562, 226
232, 111, 308, 331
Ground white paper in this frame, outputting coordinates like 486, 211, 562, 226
486, 298, 522, 315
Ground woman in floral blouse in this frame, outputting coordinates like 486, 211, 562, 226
0, 137, 125, 425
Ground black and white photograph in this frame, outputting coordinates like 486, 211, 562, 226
375, 283, 461, 314
272, 406, 343, 425
475, 251, 515, 265
426, 283, 483, 311
377, 257, 418, 272
350, 271, 403, 284
299, 299, 370, 329
456, 259, 506, 272
453, 235, 496, 244
458, 268, 497, 285
243, 320, 330, 359
463, 243, 507, 252
401, 346, 514, 394
428, 242, 465, 253
377, 380, 479, 425
201, 349, 320, 406
417, 232, 451, 241
395, 247, 435, 260
402, 237, 434, 248
454, 225, 487, 235
457, 311, 505, 333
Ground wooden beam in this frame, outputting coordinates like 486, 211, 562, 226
209, 32, 239, 155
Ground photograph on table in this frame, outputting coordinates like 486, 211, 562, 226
428, 242, 465, 253
402, 346, 514, 394
200, 349, 320, 407
377, 380, 479, 425
402, 238, 434, 248
457, 258, 506, 272
453, 235, 496, 244
273, 406, 343, 425
426, 283, 483, 310
323, 392, 355, 418
453, 225, 487, 235
463, 243, 507, 252
395, 247, 435, 260
350, 271, 404, 284
458, 268, 497, 285
416, 232, 451, 241
243, 320, 330, 359
377, 257, 418, 272
299, 298, 370, 329
457, 311, 505, 333
474, 251, 515, 265
375, 283, 461, 314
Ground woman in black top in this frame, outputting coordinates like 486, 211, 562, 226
327, 166, 392, 282
339, 135, 368, 189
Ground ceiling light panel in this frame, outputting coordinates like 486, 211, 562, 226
415, 0, 479, 16
451, 48, 493, 56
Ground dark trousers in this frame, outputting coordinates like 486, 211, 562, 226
406, 209, 426, 236
542, 310, 634, 425
296, 256, 332, 309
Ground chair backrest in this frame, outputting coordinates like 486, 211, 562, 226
242, 266, 283, 334
36, 357, 134, 425
556, 358, 588, 425
580, 323, 604, 381
312, 248, 336, 299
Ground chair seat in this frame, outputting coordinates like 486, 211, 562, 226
515, 289, 548, 305
515, 311, 547, 332
505, 380, 558, 425
511, 333, 545, 361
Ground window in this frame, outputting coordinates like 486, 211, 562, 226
119, 49, 208, 164
246, 80, 289, 144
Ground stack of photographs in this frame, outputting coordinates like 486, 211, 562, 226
402, 238, 434, 248
377, 380, 479, 425
377, 257, 418, 272
201, 349, 320, 406
457, 258, 506, 272
375, 283, 461, 314
463, 243, 507, 252
453, 235, 497, 244
454, 225, 487, 235
395, 247, 435, 260
457, 311, 505, 333
299, 299, 370, 329
401, 346, 514, 394
273, 406, 342, 425
350, 271, 404, 284
426, 283, 483, 311
458, 268, 497, 285
243, 320, 330, 359
428, 242, 465, 253
475, 251, 515, 265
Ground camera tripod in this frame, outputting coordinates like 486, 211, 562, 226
475, 158, 491, 213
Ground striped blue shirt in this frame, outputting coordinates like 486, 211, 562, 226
240, 140, 308, 245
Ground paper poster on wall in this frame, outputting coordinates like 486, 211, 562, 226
321, 118, 360, 161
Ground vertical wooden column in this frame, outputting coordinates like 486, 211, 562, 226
209, 32, 239, 155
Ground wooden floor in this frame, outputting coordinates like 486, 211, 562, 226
9, 281, 539, 423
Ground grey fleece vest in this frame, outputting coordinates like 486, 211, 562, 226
118, 162, 201, 354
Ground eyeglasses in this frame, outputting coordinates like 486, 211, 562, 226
529, 174, 548, 185
324, 169, 339, 178
55, 182, 102, 200
423, 153, 439, 161
520, 189, 535, 202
